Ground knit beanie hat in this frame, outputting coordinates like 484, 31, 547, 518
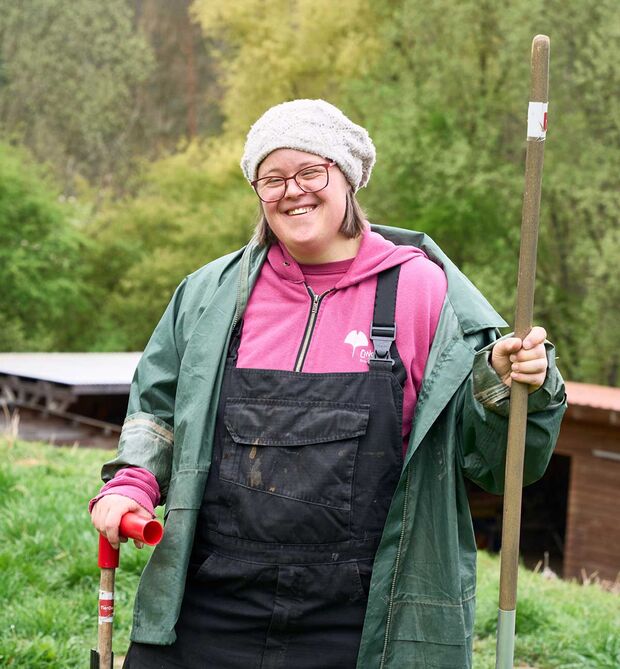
241, 99, 376, 192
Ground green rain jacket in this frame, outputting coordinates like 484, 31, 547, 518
101, 225, 566, 668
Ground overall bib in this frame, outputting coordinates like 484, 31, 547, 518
125, 267, 405, 669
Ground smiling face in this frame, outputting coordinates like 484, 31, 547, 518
258, 148, 362, 264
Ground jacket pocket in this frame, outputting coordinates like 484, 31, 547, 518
388, 601, 471, 668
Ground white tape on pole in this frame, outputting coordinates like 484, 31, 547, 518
527, 101, 548, 139
98, 589, 115, 625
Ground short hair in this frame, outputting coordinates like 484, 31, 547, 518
252, 189, 367, 247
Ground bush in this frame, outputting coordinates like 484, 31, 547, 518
0, 143, 93, 351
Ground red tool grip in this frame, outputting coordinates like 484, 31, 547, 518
98, 534, 120, 569
119, 512, 164, 546
97, 513, 164, 568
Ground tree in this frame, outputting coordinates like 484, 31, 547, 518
191, 0, 381, 135
0, 0, 153, 195
0, 143, 92, 351
40, 0, 616, 387
86, 138, 256, 350
340, 0, 620, 385
131, 0, 223, 150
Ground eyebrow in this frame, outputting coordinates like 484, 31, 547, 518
259, 160, 322, 177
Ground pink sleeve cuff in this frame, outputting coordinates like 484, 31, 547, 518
89, 467, 160, 515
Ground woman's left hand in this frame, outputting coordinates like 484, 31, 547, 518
491, 326, 548, 393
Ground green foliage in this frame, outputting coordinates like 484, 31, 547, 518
0, 0, 618, 386
191, 0, 381, 135
86, 139, 256, 349
0, 439, 152, 668
342, 0, 541, 300
528, 0, 620, 385
0, 143, 93, 351
129, 0, 223, 147
342, 0, 620, 385
0, 0, 154, 191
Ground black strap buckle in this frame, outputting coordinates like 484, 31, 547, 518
368, 324, 396, 367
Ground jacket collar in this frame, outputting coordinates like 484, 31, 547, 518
234, 239, 269, 326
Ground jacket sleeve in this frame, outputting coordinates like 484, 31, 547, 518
457, 333, 567, 494
100, 279, 188, 502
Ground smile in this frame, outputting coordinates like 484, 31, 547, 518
286, 206, 316, 216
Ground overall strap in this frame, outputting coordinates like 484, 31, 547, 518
368, 265, 407, 386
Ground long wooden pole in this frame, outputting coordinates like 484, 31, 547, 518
495, 35, 550, 669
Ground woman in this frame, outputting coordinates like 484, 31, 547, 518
90, 99, 566, 668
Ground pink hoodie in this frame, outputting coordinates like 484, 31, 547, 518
91, 229, 447, 514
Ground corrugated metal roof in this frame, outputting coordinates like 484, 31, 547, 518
0, 352, 142, 387
565, 381, 620, 413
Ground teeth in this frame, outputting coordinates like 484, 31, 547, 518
287, 206, 315, 216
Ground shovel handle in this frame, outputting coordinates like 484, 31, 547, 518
97, 512, 164, 568
93, 513, 163, 667
96, 567, 116, 669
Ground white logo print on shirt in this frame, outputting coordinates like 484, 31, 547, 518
344, 330, 369, 359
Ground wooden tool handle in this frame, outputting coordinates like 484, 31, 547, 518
97, 567, 116, 669
496, 34, 550, 669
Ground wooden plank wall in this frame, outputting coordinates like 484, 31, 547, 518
556, 417, 620, 582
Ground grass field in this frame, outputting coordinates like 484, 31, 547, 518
0, 438, 618, 668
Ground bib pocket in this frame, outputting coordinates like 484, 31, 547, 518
218, 397, 370, 543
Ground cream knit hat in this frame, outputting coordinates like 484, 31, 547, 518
241, 99, 376, 191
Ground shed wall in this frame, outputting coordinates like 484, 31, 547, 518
556, 417, 620, 582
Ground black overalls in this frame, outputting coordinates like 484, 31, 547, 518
125, 267, 406, 669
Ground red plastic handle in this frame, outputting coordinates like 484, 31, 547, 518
97, 512, 164, 568
119, 513, 164, 546
98, 534, 120, 569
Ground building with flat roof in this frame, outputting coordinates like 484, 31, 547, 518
0, 352, 141, 448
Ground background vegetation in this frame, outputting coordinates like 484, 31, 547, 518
0, 0, 618, 384
0, 437, 618, 668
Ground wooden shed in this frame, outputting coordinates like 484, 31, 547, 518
0, 352, 140, 448
556, 381, 620, 582
469, 380, 620, 583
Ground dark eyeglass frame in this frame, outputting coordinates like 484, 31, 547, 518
251, 161, 335, 202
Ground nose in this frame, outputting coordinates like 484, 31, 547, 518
284, 176, 305, 198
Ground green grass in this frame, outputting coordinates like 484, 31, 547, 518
0, 438, 152, 668
475, 552, 619, 668
1, 438, 618, 668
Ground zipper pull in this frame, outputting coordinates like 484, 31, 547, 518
311, 294, 320, 313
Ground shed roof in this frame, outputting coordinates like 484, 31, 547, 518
0, 352, 141, 389
565, 381, 620, 413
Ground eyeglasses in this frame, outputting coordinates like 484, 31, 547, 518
251, 162, 335, 203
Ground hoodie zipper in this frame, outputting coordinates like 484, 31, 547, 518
294, 286, 333, 372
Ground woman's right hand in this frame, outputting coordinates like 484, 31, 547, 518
90, 494, 153, 550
